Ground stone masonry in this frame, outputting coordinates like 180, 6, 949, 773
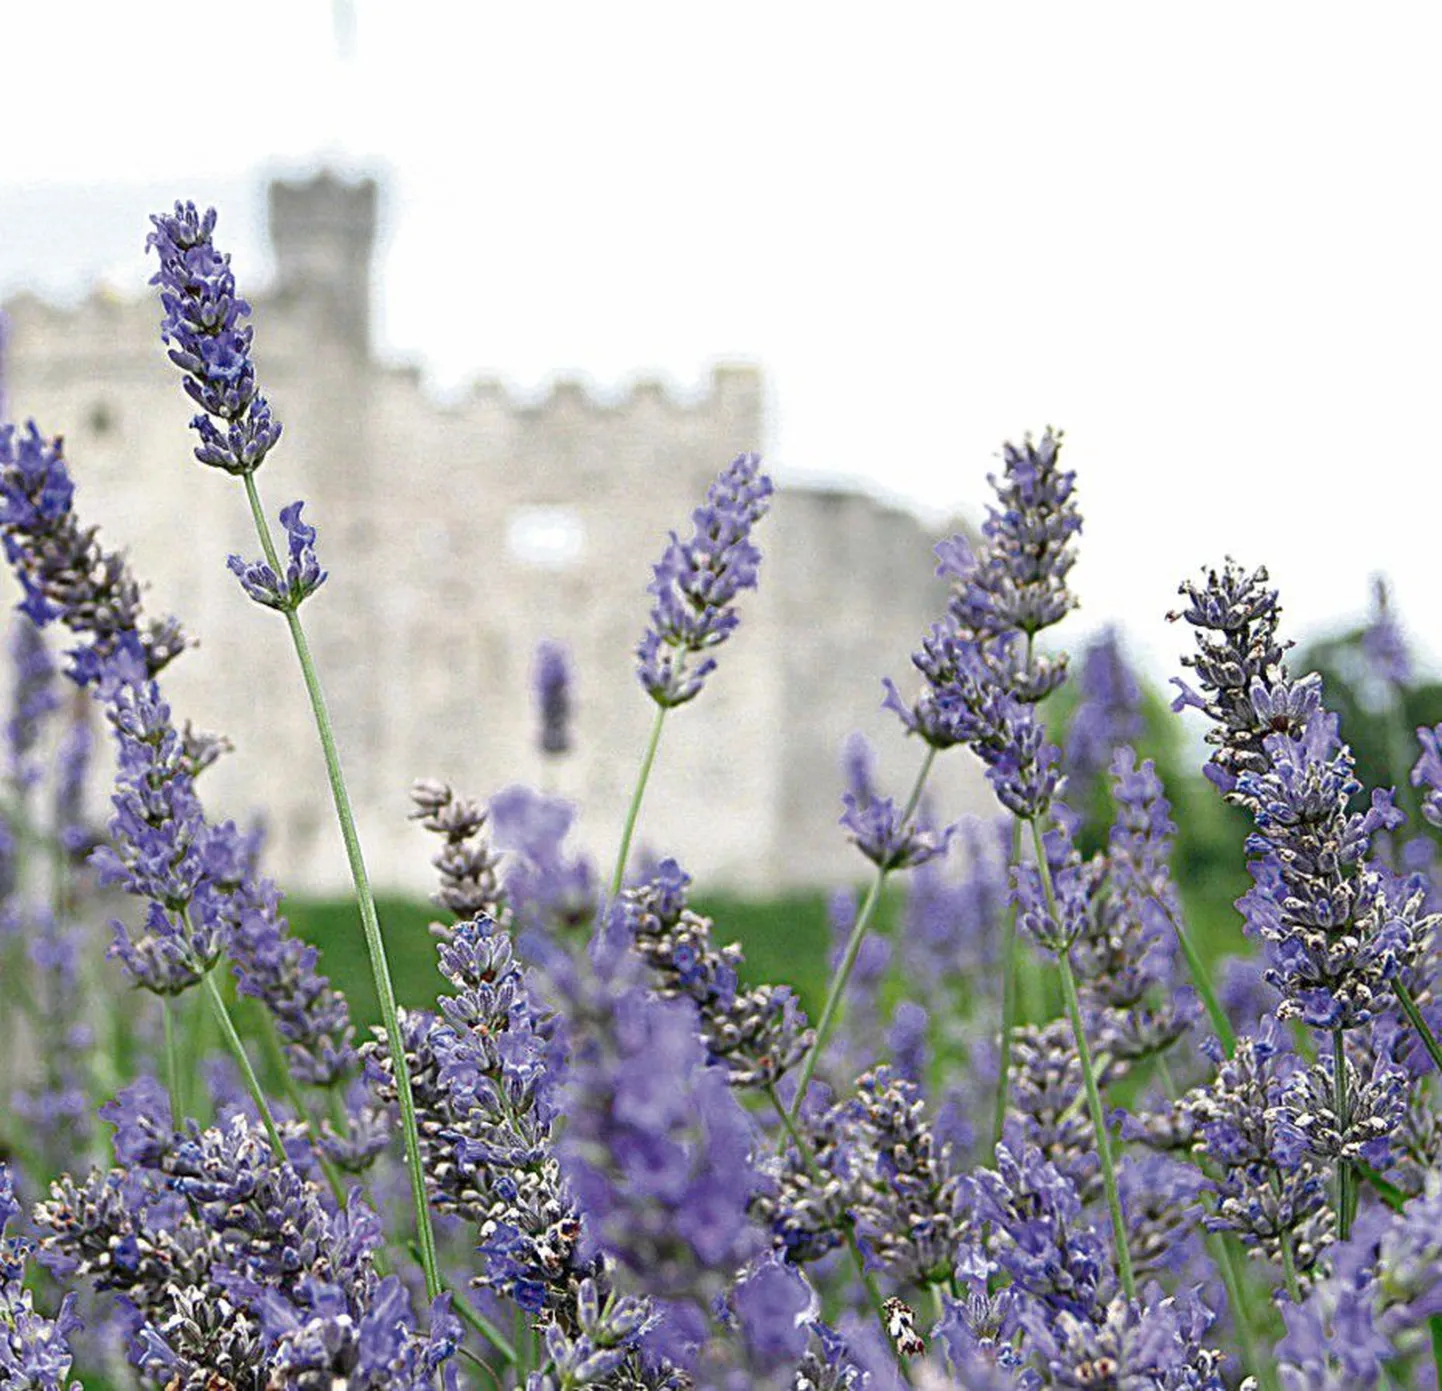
0, 171, 994, 898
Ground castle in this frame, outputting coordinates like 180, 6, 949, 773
1, 172, 991, 897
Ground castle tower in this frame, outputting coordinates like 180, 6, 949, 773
266, 171, 377, 355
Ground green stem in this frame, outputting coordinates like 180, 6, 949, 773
1211, 1223, 1273, 1391
1032, 821, 1135, 1300
1149, 884, 1235, 1057
1055, 950, 1135, 1300
162, 996, 185, 1131
1356, 1160, 1407, 1213
1430, 1314, 1442, 1391
254, 1009, 351, 1211
1333, 1027, 1354, 1241
239, 470, 442, 1300
201, 968, 288, 1161
787, 746, 937, 1129
1394, 979, 1442, 1072
609, 702, 668, 900
406, 1242, 518, 1366
765, 1085, 910, 1382
992, 816, 1026, 1149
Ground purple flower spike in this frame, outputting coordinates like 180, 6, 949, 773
550, 925, 764, 1369
1064, 627, 1143, 785
147, 202, 282, 475
0, 1164, 84, 1391
533, 639, 573, 756
227, 501, 327, 612
91, 673, 245, 993
1410, 723, 1442, 829
0, 423, 185, 680
841, 791, 956, 872
636, 452, 773, 708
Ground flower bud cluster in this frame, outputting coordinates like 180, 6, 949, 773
847, 1066, 967, 1287
35, 1085, 455, 1391
1181, 1023, 1333, 1281
409, 778, 512, 923
227, 501, 326, 612
1, 1162, 83, 1391
1177, 563, 1435, 1032
616, 859, 812, 1089
1236, 705, 1430, 1030
0, 423, 185, 678
146, 203, 282, 476
1169, 560, 1293, 796
636, 452, 773, 708
750, 1088, 859, 1265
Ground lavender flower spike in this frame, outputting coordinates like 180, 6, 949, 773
1, 1163, 84, 1391
534, 638, 574, 755
147, 202, 282, 475
636, 451, 773, 708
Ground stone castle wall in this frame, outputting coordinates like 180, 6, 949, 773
0, 172, 994, 899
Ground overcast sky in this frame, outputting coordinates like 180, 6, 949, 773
4, 3, 1440, 692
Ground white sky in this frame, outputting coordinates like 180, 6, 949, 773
3, 3, 1440, 690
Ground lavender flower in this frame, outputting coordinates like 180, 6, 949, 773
0, 423, 185, 678
1273, 1047, 1410, 1169
1169, 559, 1293, 796
550, 923, 764, 1368
363, 915, 588, 1320
1, 1163, 84, 1391
848, 1066, 967, 1286
6, 615, 59, 790
969, 1143, 1109, 1319
617, 859, 813, 1088
946, 428, 1081, 645
91, 667, 248, 993
1410, 722, 1442, 829
12, 916, 97, 1174
901, 816, 1011, 984
147, 202, 282, 475
1003, 1020, 1103, 1198
533, 639, 574, 756
750, 1085, 861, 1265
841, 791, 956, 871
227, 856, 359, 1090
1065, 627, 1145, 786
526, 1278, 655, 1390
1073, 750, 1198, 1063
1235, 705, 1428, 1030
635, 451, 773, 708
1011, 814, 1095, 955
53, 695, 98, 859
1360, 575, 1412, 696
488, 784, 598, 939
1182, 1021, 1333, 1281
227, 501, 327, 611
1016, 1289, 1227, 1391
409, 778, 511, 923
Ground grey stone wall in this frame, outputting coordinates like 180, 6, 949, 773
0, 172, 995, 899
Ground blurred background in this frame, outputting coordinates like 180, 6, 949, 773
4, 3, 1440, 676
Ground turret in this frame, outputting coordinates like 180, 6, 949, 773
267, 171, 377, 355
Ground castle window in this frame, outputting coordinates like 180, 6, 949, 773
506, 506, 585, 569
87, 400, 116, 436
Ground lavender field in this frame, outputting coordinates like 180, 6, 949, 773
3, 201, 1441, 1391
